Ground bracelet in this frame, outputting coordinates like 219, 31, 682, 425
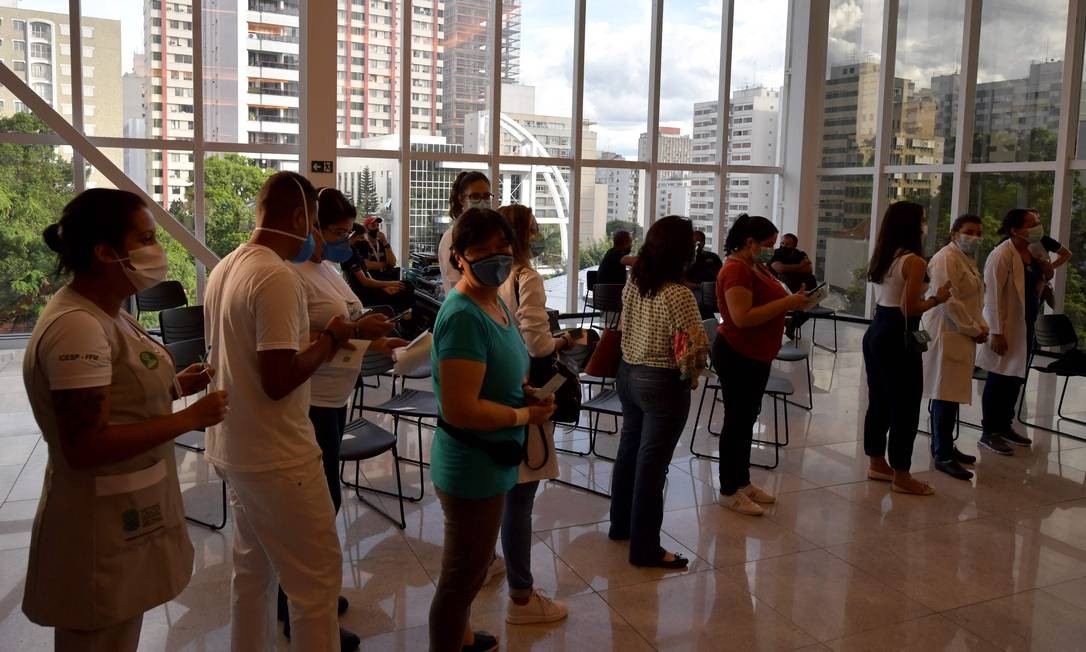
513, 407, 531, 427
321, 328, 340, 348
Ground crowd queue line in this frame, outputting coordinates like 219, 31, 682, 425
18, 166, 1074, 652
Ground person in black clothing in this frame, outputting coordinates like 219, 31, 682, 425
353, 216, 400, 281
597, 230, 637, 285
684, 230, 723, 317
770, 234, 818, 338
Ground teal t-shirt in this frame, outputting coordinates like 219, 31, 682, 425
430, 289, 529, 499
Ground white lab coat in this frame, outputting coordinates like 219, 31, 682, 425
438, 228, 460, 294
922, 243, 988, 404
976, 239, 1029, 379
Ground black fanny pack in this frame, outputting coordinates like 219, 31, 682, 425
438, 418, 523, 467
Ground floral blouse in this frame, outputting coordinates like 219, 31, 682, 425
619, 281, 709, 380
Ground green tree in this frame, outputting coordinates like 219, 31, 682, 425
359, 166, 380, 215
578, 238, 611, 270
194, 154, 271, 257
0, 114, 75, 332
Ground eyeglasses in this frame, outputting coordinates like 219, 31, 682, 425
465, 192, 494, 201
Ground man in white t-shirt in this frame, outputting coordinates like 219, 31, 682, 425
204, 172, 365, 652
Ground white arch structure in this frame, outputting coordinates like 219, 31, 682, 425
480, 113, 572, 261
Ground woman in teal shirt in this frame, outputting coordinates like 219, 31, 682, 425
428, 207, 555, 652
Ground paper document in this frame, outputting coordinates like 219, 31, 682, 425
329, 339, 371, 369
392, 330, 433, 375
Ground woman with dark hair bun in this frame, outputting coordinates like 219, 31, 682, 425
862, 201, 950, 495
714, 214, 809, 516
610, 215, 708, 568
975, 208, 1054, 454
23, 189, 228, 650
438, 170, 492, 294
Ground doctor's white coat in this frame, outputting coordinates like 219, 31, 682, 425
922, 243, 988, 405
975, 239, 1030, 379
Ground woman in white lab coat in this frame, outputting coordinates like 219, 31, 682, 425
922, 214, 988, 480
975, 208, 1054, 455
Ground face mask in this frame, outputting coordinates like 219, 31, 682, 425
1020, 224, 1044, 244
465, 197, 491, 211
756, 248, 774, 264
112, 242, 169, 292
464, 252, 514, 288
921, 223, 929, 238
956, 233, 981, 256
529, 239, 545, 258
322, 235, 354, 263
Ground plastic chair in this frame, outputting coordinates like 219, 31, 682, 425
775, 343, 813, 410
160, 306, 205, 345
591, 283, 624, 330
339, 418, 410, 529
136, 280, 187, 319
1016, 314, 1086, 441
803, 306, 838, 353
581, 270, 599, 327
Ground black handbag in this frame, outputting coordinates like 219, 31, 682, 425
899, 255, 932, 353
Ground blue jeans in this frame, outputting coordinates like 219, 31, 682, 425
500, 480, 540, 599
930, 399, 958, 460
609, 362, 690, 565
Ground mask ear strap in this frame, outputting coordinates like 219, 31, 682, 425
290, 176, 309, 231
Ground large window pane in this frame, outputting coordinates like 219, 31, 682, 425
0, 139, 75, 334
732, 0, 787, 167
891, 0, 962, 165
821, 0, 884, 168
337, 0, 402, 151
204, 0, 301, 156
885, 172, 951, 257
968, 171, 1055, 264
584, 0, 650, 158
433, 0, 497, 153
335, 157, 402, 261
1068, 171, 1086, 339
82, 1, 153, 145
498, 0, 573, 159
726, 171, 778, 227
582, 166, 647, 309
972, 0, 1067, 163
0, 4, 75, 122
817, 174, 873, 317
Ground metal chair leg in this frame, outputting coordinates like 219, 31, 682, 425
345, 456, 408, 529
1015, 367, 1086, 441
690, 382, 722, 461
186, 480, 228, 531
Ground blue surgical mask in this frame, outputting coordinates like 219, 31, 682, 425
464, 253, 514, 288
956, 234, 981, 256
322, 236, 354, 263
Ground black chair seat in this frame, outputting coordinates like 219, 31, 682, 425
166, 337, 206, 371
369, 388, 438, 417
972, 367, 988, 381
583, 388, 622, 416
776, 345, 808, 362
765, 375, 795, 396
340, 420, 397, 460
805, 306, 834, 317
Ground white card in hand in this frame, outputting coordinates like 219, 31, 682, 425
533, 373, 567, 399
329, 339, 371, 369
804, 288, 828, 311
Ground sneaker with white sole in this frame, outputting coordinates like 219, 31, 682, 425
506, 589, 569, 625
484, 555, 506, 585
720, 490, 764, 515
740, 483, 776, 504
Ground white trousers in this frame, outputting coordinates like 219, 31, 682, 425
218, 458, 341, 652
55, 614, 143, 652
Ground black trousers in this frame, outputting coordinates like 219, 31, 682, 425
930, 399, 958, 459
713, 336, 772, 495
278, 404, 348, 623
862, 306, 923, 471
981, 372, 1024, 436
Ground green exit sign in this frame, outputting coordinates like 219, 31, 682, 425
311, 160, 334, 173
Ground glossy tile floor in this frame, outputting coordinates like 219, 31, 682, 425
2, 321, 1086, 651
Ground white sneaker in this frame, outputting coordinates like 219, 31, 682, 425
740, 483, 776, 504
506, 589, 569, 625
720, 490, 764, 516
484, 555, 506, 585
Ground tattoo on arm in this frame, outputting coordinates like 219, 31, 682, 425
52, 387, 109, 444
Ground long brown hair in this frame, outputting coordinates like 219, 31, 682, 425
498, 204, 536, 269
868, 201, 924, 284
631, 215, 694, 298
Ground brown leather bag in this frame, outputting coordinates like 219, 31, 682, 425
583, 328, 622, 378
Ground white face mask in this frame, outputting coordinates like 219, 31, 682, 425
465, 198, 490, 211
956, 233, 982, 256
113, 242, 169, 292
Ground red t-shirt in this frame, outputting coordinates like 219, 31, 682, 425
716, 258, 789, 363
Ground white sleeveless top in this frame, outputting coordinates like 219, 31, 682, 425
875, 253, 925, 308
